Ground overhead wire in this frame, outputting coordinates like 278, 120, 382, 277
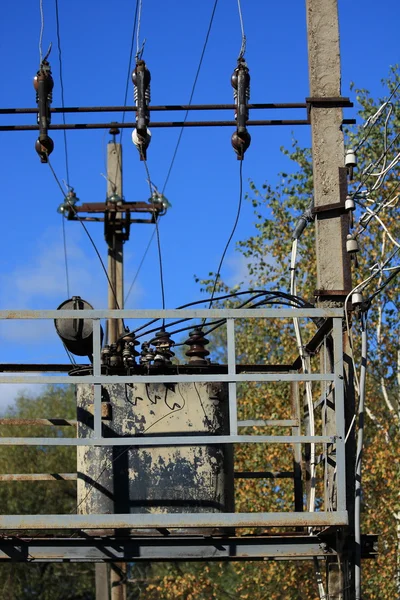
124, 0, 219, 304
236, 0, 246, 59
39, 0, 45, 63
355, 311, 368, 600
54, 0, 71, 298
47, 159, 122, 313
161, 0, 219, 194
136, 0, 143, 58
290, 238, 316, 513
207, 159, 244, 315
119, 0, 139, 144
353, 79, 400, 153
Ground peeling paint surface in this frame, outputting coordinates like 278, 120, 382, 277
77, 383, 234, 525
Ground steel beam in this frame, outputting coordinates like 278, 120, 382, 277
0, 535, 337, 562
0, 511, 348, 530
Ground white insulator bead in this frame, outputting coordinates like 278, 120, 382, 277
346, 235, 359, 253
345, 148, 357, 168
351, 292, 363, 306
345, 195, 355, 211
132, 127, 151, 149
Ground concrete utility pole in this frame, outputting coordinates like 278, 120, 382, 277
106, 140, 127, 600
306, 1, 354, 598
107, 141, 125, 342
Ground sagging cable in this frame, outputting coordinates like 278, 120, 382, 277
33, 48, 54, 163
132, 58, 151, 160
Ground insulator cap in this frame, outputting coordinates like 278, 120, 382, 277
140, 341, 155, 365
345, 195, 355, 211
231, 130, 251, 160
345, 149, 357, 168
122, 332, 140, 358
351, 292, 363, 306
35, 135, 54, 163
184, 328, 210, 366
346, 234, 359, 253
132, 128, 151, 160
150, 329, 175, 365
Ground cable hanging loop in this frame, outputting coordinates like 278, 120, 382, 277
33, 55, 55, 163
131, 58, 151, 160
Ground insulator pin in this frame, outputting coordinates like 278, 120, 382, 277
184, 328, 210, 366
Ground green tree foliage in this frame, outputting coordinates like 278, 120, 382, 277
1, 69, 399, 599
131, 68, 400, 598
0, 385, 96, 600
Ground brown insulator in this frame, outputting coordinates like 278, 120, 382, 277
123, 332, 140, 357
140, 341, 155, 365
231, 130, 251, 160
109, 343, 122, 368
101, 344, 111, 367
184, 328, 210, 366
150, 329, 175, 365
35, 134, 54, 162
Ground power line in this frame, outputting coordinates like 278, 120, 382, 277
236, 0, 246, 58
54, 0, 70, 185
54, 0, 71, 299
161, 0, 219, 194
47, 159, 122, 312
136, 0, 143, 58
142, 159, 166, 314
208, 160, 244, 310
124, 229, 155, 305
39, 0, 45, 63
120, 0, 140, 143
61, 214, 70, 297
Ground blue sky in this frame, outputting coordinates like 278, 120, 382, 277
0, 0, 398, 406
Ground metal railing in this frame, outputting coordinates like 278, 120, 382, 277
0, 307, 347, 530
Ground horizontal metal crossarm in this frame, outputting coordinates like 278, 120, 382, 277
0, 511, 348, 530
0, 99, 353, 115
0, 308, 344, 319
0, 535, 338, 562
0, 119, 356, 132
0, 435, 335, 446
0, 373, 336, 384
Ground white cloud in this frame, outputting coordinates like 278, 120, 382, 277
225, 252, 253, 288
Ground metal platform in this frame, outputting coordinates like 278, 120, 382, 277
0, 308, 348, 557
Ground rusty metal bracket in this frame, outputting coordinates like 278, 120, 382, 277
312, 167, 348, 218
306, 96, 353, 120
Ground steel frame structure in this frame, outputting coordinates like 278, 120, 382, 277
0, 307, 353, 561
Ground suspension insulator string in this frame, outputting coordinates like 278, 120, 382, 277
231, 57, 251, 160
131, 59, 151, 160
33, 51, 54, 163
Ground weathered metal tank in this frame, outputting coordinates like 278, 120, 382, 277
76, 381, 234, 535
